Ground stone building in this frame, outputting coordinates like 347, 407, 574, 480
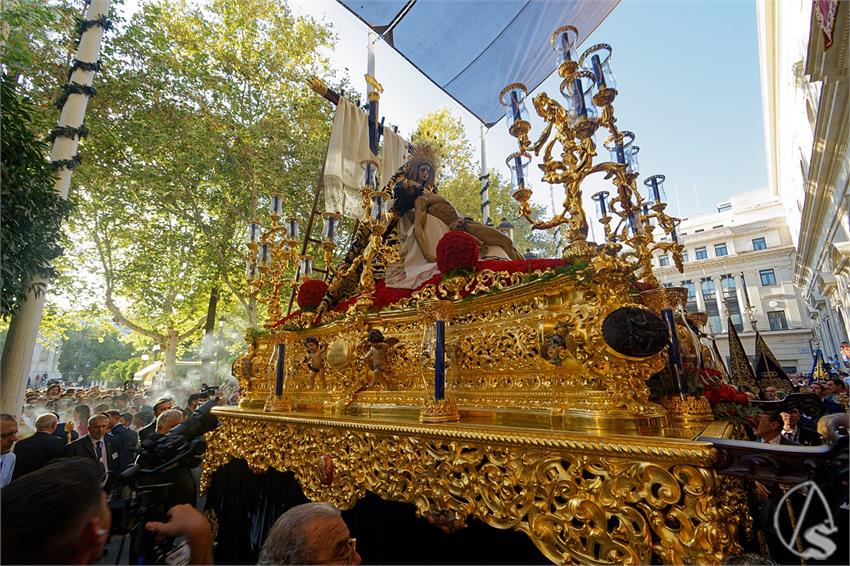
757, 0, 850, 361
653, 189, 815, 373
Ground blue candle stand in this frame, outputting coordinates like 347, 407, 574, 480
266, 341, 292, 412
419, 301, 460, 423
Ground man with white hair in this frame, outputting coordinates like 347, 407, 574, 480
12, 412, 65, 480
64, 414, 119, 480
155, 408, 184, 435
258, 502, 361, 565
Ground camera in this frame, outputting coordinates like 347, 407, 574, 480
110, 399, 219, 564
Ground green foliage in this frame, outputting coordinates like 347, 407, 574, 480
57, 326, 135, 380
0, 75, 72, 318
89, 357, 144, 386
410, 108, 557, 257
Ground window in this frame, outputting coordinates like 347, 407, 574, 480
752, 237, 767, 251
701, 278, 722, 334
713, 224, 724, 229
721, 275, 743, 331
659, 255, 670, 267
782, 366, 797, 374
682, 280, 698, 312
768, 310, 788, 330
715, 243, 728, 257
759, 268, 777, 286
662, 282, 673, 288
695, 247, 708, 260
695, 229, 705, 233
682, 251, 689, 263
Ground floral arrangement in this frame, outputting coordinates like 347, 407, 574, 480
702, 381, 758, 426
296, 278, 329, 312
436, 230, 479, 276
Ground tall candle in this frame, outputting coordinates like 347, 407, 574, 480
591, 54, 606, 88
573, 78, 587, 118
275, 343, 285, 397
560, 32, 572, 61
509, 90, 522, 123
434, 320, 445, 401
627, 210, 639, 233
671, 226, 679, 243
513, 155, 525, 189
661, 309, 688, 395
649, 178, 661, 203
615, 142, 626, 164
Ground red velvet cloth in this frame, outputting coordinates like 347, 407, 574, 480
276, 258, 568, 326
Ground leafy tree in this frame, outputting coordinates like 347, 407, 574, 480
89, 357, 144, 386
410, 108, 557, 256
0, 75, 72, 318
57, 326, 135, 380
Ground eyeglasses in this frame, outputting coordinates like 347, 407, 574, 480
1, 431, 17, 439
313, 538, 357, 565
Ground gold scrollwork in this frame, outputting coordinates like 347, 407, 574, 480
203, 412, 742, 565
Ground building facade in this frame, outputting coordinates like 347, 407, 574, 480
757, 0, 850, 361
653, 190, 815, 374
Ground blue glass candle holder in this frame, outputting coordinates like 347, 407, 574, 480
559, 70, 598, 138
550, 25, 579, 76
579, 43, 616, 106
506, 151, 532, 202
498, 83, 531, 140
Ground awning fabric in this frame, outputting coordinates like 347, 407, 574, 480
338, 0, 620, 127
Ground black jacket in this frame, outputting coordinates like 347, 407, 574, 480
64, 434, 120, 474
51, 423, 78, 444
138, 421, 156, 443
12, 431, 65, 480
109, 423, 139, 471
783, 426, 823, 446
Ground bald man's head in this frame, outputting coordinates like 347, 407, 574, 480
35, 413, 58, 433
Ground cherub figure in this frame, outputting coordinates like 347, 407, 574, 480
358, 329, 400, 390
303, 336, 327, 389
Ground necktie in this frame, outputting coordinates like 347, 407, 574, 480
782, 431, 794, 441
95, 440, 106, 478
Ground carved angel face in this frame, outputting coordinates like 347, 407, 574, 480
416, 163, 432, 183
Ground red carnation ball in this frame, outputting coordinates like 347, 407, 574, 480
718, 386, 736, 402
704, 389, 720, 405
436, 230, 479, 275
733, 393, 750, 406
297, 278, 328, 312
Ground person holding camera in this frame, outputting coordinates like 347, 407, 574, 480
1, 458, 212, 565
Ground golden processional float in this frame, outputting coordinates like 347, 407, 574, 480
199, 23, 833, 565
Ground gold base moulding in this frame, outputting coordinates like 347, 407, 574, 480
202, 408, 746, 565
419, 398, 460, 423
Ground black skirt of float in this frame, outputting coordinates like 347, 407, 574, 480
204, 459, 549, 565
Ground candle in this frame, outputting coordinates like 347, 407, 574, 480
560, 32, 572, 61
434, 319, 445, 401
661, 309, 688, 395
628, 210, 638, 233
509, 90, 522, 123
591, 54, 606, 88
287, 217, 299, 240
615, 142, 626, 164
275, 343, 285, 397
671, 226, 678, 243
260, 243, 270, 265
573, 78, 587, 118
269, 194, 282, 216
649, 178, 661, 203
247, 222, 259, 243
513, 155, 525, 189
323, 215, 336, 243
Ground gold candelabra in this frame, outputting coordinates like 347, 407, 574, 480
351, 160, 399, 311
499, 25, 684, 284
246, 196, 300, 327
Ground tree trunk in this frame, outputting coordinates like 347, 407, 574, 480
0, 286, 47, 414
163, 327, 179, 384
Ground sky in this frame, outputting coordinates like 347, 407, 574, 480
291, 0, 769, 222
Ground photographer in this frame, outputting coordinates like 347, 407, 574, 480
1, 458, 212, 565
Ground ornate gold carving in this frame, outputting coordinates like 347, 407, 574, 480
418, 398, 460, 422
203, 410, 742, 565
640, 287, 688, 314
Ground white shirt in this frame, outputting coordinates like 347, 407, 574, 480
762, 434, 782, 445
0, 452, 16, 487
90, 436, 110, 474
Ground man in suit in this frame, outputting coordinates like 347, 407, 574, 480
64, 414, 119, 481
755, 409, 799, 445
1, 414, 18, 487
12, 413, 65, 480
103, 409, 137, 472
138, 398, 172, 442
780, 407, 822, 446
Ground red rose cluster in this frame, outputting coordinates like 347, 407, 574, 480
297, 278, 329, 311
436, 230, 479, 275
703, 383, 750, 406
